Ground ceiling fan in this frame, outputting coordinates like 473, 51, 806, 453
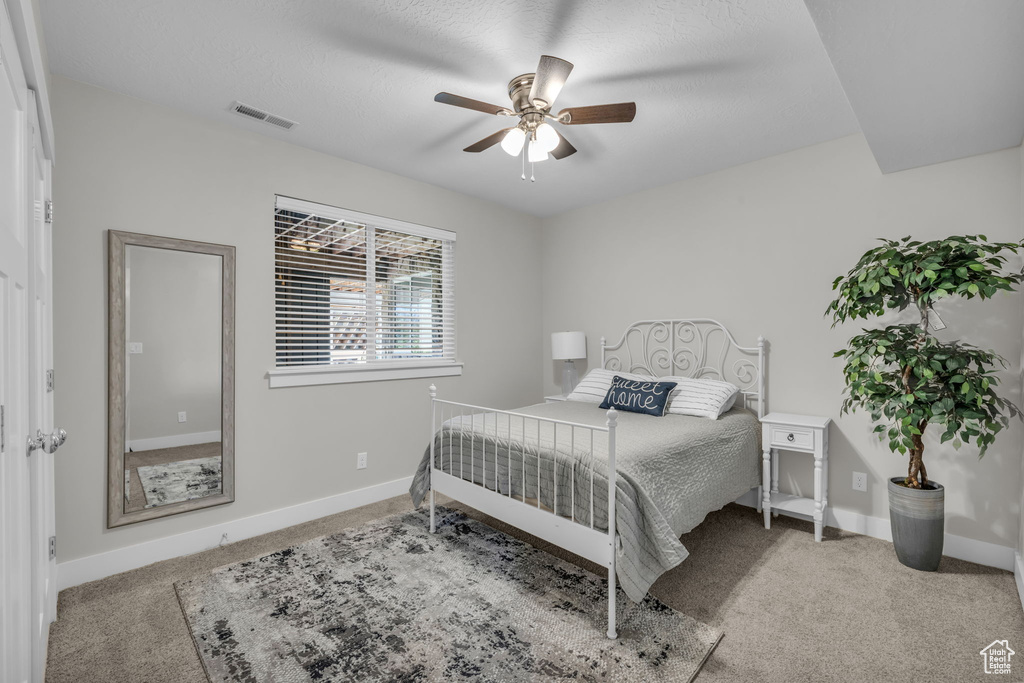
434, 55, 636, 178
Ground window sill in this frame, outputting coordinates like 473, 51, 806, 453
267, 361, 463, 388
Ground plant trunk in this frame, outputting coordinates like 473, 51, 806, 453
906, 430, 928, 488
902, 306, 930, 490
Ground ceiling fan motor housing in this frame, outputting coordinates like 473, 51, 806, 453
508, 73, 538, 114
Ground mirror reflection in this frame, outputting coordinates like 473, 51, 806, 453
123, 245, 223, 512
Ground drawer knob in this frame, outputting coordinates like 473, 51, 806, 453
787, 433, 795, 442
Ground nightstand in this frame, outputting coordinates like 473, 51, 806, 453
544, 394, 569, 403
760, 413, 832, 542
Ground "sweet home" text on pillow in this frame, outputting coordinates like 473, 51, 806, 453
599, 376, 678, 417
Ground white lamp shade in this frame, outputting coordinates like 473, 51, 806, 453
551, 331, 586, 360
501, 127, 526, 156
535, 123, 559, 153
527, 138, 549, 162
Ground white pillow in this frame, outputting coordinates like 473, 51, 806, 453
566, 368, 642, 404
665, 376, 739, 419
568, 368, 739, 419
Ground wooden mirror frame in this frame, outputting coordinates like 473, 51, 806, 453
107, 230, 235, 527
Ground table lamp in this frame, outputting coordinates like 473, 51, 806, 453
552, 331, 586, 395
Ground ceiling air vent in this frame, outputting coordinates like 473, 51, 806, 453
264, 114, 296, 130
229, 101, 297, 131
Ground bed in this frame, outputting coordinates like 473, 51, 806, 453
410, 319, 767, 639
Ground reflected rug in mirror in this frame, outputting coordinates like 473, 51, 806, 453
137, 456, 221, 508
174, 507, 722, 682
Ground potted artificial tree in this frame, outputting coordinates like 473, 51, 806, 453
827, 235, 1023, 571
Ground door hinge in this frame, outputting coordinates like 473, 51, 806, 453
49, 536, 56, 560
0, 404, 4, 453
44, 200, 54, 224
46, 369, 54, 393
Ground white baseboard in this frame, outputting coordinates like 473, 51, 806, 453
734, 491, 1015, 572
942, 530, 1015, 571
127, 430, 222, 452
1015, 553, 1024, 615
57, 475, 413, 591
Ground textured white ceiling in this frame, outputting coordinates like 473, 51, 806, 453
40, 0, 861, 216
805, 0, 1024, 174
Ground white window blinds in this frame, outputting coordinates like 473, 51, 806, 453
274, 196, 456, 370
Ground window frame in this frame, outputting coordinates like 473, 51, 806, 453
268, 196, 460, 388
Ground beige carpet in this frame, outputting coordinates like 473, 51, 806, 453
46, 496, 1024, 682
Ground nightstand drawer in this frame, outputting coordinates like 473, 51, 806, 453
769, 425, 814, 450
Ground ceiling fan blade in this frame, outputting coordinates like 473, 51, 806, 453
558, 102, 636, 125
463, 128, 513, 153
550, 131, 577, 160
435, 92, 512, 116
529, 55, 573, 109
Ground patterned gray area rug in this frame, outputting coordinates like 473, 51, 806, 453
175, 507, 722, 682
137, 456, 221, 508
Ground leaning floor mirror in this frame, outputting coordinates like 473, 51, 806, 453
108, 231, 235, 527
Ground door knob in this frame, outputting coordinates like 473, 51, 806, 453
27, 428, 67, 455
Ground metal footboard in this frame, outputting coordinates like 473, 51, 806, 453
427, 385, 620, 639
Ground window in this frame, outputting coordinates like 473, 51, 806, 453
269, 196, 458, 387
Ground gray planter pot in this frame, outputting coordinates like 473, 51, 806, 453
888, 477, 944, 571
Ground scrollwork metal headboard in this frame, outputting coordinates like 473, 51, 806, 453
601, 319, 767, 418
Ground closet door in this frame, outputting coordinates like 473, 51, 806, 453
0, 5, 34, 681
0, 3, 57, 681
27, 91, 57, 679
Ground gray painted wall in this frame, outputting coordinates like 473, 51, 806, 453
52, 76, 543, 561
541, 134, 1023, 550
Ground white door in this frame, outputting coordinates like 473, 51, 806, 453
0, 6, 33, 681
0, 3, 58, 681
27, 92, 57, 678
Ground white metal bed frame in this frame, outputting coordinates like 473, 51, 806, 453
427, 318, 766, 639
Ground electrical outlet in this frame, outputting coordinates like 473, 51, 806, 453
357, 452, 368, 470
177, 411, 187, 423
852, 472, 868, 492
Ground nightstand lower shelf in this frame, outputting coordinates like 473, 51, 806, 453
769, 492, 816, 517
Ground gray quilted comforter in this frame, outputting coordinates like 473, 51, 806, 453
410, 400, 760, 602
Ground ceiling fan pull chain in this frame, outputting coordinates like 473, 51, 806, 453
521, 144, 526, 180
530, 161, 535, 182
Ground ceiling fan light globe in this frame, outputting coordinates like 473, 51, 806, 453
527, 139, 549, 163
535, 123, 559, 153
500, 127, 526, 156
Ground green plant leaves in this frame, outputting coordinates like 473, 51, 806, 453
826, 235, 1024, 327
827, 235, 1024, 482
832, 310, 1021, 465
